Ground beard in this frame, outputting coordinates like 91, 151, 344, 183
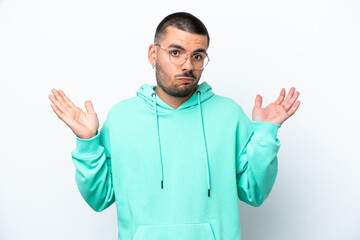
155, 62, 201, 98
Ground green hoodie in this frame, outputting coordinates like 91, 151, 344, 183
71, 81, 281, 240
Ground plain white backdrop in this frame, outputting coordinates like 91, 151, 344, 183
0, 0, 359, 239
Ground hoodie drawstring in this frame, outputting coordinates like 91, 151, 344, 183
151, 91, 211, 198
197, 90, 211, 197
151, 93, 164, 189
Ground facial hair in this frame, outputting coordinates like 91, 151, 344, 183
155, 62, 201, 98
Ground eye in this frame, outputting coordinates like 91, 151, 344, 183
193, 54, 204, 61
170, 50, 180, 57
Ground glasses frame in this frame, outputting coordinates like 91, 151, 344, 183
155, 43, 210, 70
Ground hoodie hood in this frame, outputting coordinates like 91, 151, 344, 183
136, 81, 215, 197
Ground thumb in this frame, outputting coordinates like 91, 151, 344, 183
84, 100, 95, 114
254, 94, 262, 109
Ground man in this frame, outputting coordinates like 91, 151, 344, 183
48, 12, 300, 240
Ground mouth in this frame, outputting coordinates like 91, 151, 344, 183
176, 77, 195, 83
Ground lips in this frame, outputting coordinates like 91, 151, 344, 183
176, 77, 194, 82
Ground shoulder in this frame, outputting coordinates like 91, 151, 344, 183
208, 94, 252, 132
208, 94, 247, 117
104, 97, 141, 121
109, 97, 140, 112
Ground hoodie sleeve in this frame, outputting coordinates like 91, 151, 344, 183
236, 108, 281, 207
71, 113, 115, 212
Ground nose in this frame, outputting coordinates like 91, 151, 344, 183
181, 55, 194, 71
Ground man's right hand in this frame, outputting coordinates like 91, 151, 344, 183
48, 89, 99, 139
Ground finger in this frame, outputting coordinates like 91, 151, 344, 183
49, 90, 67, 114
84, 100, 95, 114
51, 89, 69, 111
55, 89, 71, 108
284, 91, 300, 111
281, 87, 295, 106
274, 88, 285, 104
287, 100, 301, 117
59, 89, 75, 107
51, 103, 74, 128
254, 94, 262, 108
50, 103, 65, 121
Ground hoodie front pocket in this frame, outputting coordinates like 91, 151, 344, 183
133, 222, 216, 240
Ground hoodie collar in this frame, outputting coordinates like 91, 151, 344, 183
136, 81, 214, 111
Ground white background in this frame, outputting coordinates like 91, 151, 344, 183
0, 0, 359, 239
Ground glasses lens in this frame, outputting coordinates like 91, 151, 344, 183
193, 54, 209, 69
169, 52, 209, 69
169, 52, 187, 65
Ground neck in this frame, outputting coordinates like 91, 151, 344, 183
154, 86, 196, 109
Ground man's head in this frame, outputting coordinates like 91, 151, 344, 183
148, 12, 210, 99
154, 12, 210, 48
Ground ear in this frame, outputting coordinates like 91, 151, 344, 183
148, 44, 156, 66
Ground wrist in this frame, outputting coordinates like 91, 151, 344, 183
251, 121, 281, 140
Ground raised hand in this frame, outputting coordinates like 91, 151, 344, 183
48, 89, 99, 139
252, 87, 300, 125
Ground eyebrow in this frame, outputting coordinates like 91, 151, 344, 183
167, 44, 207, 54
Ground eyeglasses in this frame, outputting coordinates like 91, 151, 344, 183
155, 44, 210, 70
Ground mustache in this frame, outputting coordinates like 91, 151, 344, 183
175, 72, 196, 79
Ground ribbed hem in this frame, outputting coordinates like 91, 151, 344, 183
251, 121, 281, 140
73, 130, 102, 156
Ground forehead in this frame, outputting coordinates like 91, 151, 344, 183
161, 26, 208, 50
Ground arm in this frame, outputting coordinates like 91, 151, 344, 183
236, 87, 300, 206
48, 89, 115, 211
236, 120, 281, 207
71, 116, 115, 212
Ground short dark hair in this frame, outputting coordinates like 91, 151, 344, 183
154, 12, 210, 47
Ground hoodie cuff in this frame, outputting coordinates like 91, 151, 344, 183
73, 130, 102, 156
251, 121, 281, 140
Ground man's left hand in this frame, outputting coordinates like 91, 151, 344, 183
252, 87, 301, 125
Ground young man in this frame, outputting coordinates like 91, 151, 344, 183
49, 12, 300, 240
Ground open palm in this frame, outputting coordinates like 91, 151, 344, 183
48, 89, 99, 139
252, 87, 300, 125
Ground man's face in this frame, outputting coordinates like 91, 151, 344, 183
150, 26, 208, 98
